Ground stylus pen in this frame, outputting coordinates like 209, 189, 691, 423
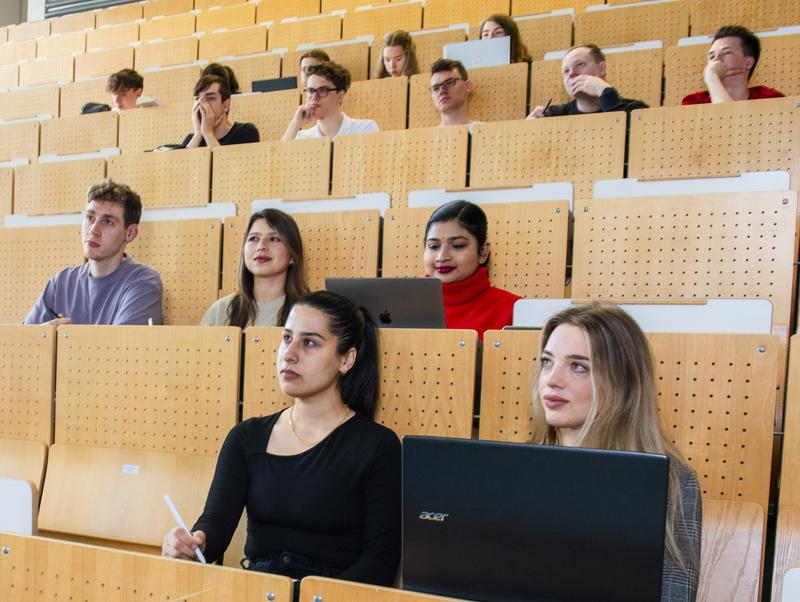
543, 98, 553, 115
164, 494, 207, 564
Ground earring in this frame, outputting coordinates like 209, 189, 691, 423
289, 259, 294, 265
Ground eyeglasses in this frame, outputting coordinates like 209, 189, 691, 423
304, 86, 338, 98
430, 77, 463, 95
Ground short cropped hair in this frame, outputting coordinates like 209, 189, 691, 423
300, 49, 330, 63
106, 69, 143, 94
567, 44, 606, 64
430, 58, 468, 81
193, 74, 231, 102
306, 61, 352, 92
201, 62, 240, 94
713, 25, 760, 79
87, 179, 142, 227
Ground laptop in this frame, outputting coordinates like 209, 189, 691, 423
324, 278, 445, 328
443, 36, 511, 70
252, 76, 298, 93
402, 436, 670, 602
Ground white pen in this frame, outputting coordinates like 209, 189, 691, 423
164, 494, 207, 564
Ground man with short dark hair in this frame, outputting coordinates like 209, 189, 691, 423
182, 74, 259, 148
429, 58, 475, 127
527, 44, 647, 118
106, 68, 144, 110
299, 49, 331, 88
24, 179, 163, 326
682, 25, 784, 104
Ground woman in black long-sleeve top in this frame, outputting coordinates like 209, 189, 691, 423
162, 291, 400, 585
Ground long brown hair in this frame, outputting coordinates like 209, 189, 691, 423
531, 304, 699, 578
480, 14, 531, 64
375, 30, 419, 78
227, 209, 309, 328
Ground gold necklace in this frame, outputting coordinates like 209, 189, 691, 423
288, 405, 350, 447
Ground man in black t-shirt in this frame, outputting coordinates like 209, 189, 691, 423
182, 75, 260, 148
527, 45, 647, 119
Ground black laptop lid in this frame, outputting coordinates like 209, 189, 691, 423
252, 76, 298, 93
402, 436, 670, 602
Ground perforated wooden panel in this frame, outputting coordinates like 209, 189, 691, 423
0, 39, 36, 64
285, 40, 370, 82
86, 22, 140, 51
689, 0, 800, 37
96, 2, 143, 27
257, 0, 321, 24
531, 47, 663, 109
0, 325, 55, 445
118, 103, 193, 152
51, 10, 96, 34
0, 168, 11, 220
424, 0, 509, 29
629, 98, 800, 188
0, 86, 60, 121
268, 15, 341, 51
0, 122, 39, 163
75, 48, 135, 82
301, 576, 480, 602
143, 0, 195, 19
55, 324, 239, 452
383, 201, 569, 297
409, 63, 528, 128
470, 113, 626, 201
145, 65, 201, 105
140, 13, 196, 43
128, 219, 221, 324
342, 3, 423, 41
516, 14, 572, 62
36, 31, 86, 58
135, 37, 199, 70
574, 1, 689, 47
778, 335, 800, 506
19, 55, 74, 86
343, 76, 408, 131
370, 29, 464, 80
324, 0, 389, 11
196, 3, 256, 33
242, 327, 293, 419
107, 147, 210, 209
332, 126, 469, 207
511, 0, 596, 13
40, 111, 119, 156
60, 78, 109, 117
14, 159, 105, 216
664, 35, 800, 106
0, 225, 83, 322
196, 0, 250, 9
224, 54, 282, 92
229, 88, 301, 141
198, 25, 268, 60
211, 137, 329, 207
8, 20, 50, 43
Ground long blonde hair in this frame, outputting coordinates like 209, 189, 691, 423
531, 304, 699, 577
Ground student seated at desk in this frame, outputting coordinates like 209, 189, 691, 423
480, 14, 531, 64
163, 291, 401, 586
375, 30, 419, 78
423, 200, 521, 340
532, 304, 702, 602
182, 75, 260, 148
201, 209, 309, 328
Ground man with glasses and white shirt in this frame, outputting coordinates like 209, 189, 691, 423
430, 59, 476, 129
282, 62, 379, 140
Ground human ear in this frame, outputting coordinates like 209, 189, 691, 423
339, 347, 357, 375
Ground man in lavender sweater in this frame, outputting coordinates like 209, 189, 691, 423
24, 179, 163, 326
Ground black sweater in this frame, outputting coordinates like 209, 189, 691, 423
544, 87, 648, 116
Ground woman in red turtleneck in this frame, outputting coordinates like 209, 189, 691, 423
423, 200, 522, 340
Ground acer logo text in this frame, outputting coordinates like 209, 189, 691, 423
419, 511, 449, 522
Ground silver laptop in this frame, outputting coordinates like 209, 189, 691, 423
443, 36, 511, 70
324, 278, 445, 328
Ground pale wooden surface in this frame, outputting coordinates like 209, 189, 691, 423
664, 34, 800, 106
0, 63, 17, 90
575, 0, 690, 47
0, 85, 59, 122
773, 505, 800, 602
470, 113, 626, 201
196, 3, 256, 34
331, 125, 469, 207
140, 13, 196, 43
0, 438, 48, 494
39, 111, 118, 156
285, 39, 370, 83
8, 19, 50, 42
75, 46, 135, 79
14, 159, 106, 216
86, 22, 139, 50
517, 13, 572, 62
409, 63, 528, 128
59, 78, 109, 117
300, 576, 471, 601
383, 201, 569, 298
228, 88, 301, 141
700, 499, 763, 602
344, 76, 408, 131
50, 10, 95, 34
128, 219, 222, 324
0, 226, 82, 322
342, 3, 423, 41
242, 327, 293, 420
628, 96, 800, 189
145, 64, 200, 106
54, 325, 240, 453
224, 54, 282, 93
689, 0, 800, 37
107, 147, 210, 209
511, 0, 596, 13
143, 0, 194, 20
118, 103, 193, 153
531, 47, 663, 109
0, 168, 11, 220
257, 0, 321, 24
195, 0, 250, 9
0, 39, 36, 64
211, 137, 330, 207
268, 15, 342, 52
19, 55, 73, 86
0, 121, 39, 163
779, 336, 800, 505
370, 29, 464, 80
135, 37, 199, 70
423, 0, 510, 29
96, 2, 143, 27
324, 0, 390, 12
0, 532, 294, 602
36, 31, 86, 58
198, 25, 268, 61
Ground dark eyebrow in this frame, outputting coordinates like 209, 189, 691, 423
283, 328, 327, 340
541, 349, 590, 361
426, 235, 469, 243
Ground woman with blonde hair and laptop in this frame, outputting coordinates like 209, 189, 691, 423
532, 304, 701, 602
